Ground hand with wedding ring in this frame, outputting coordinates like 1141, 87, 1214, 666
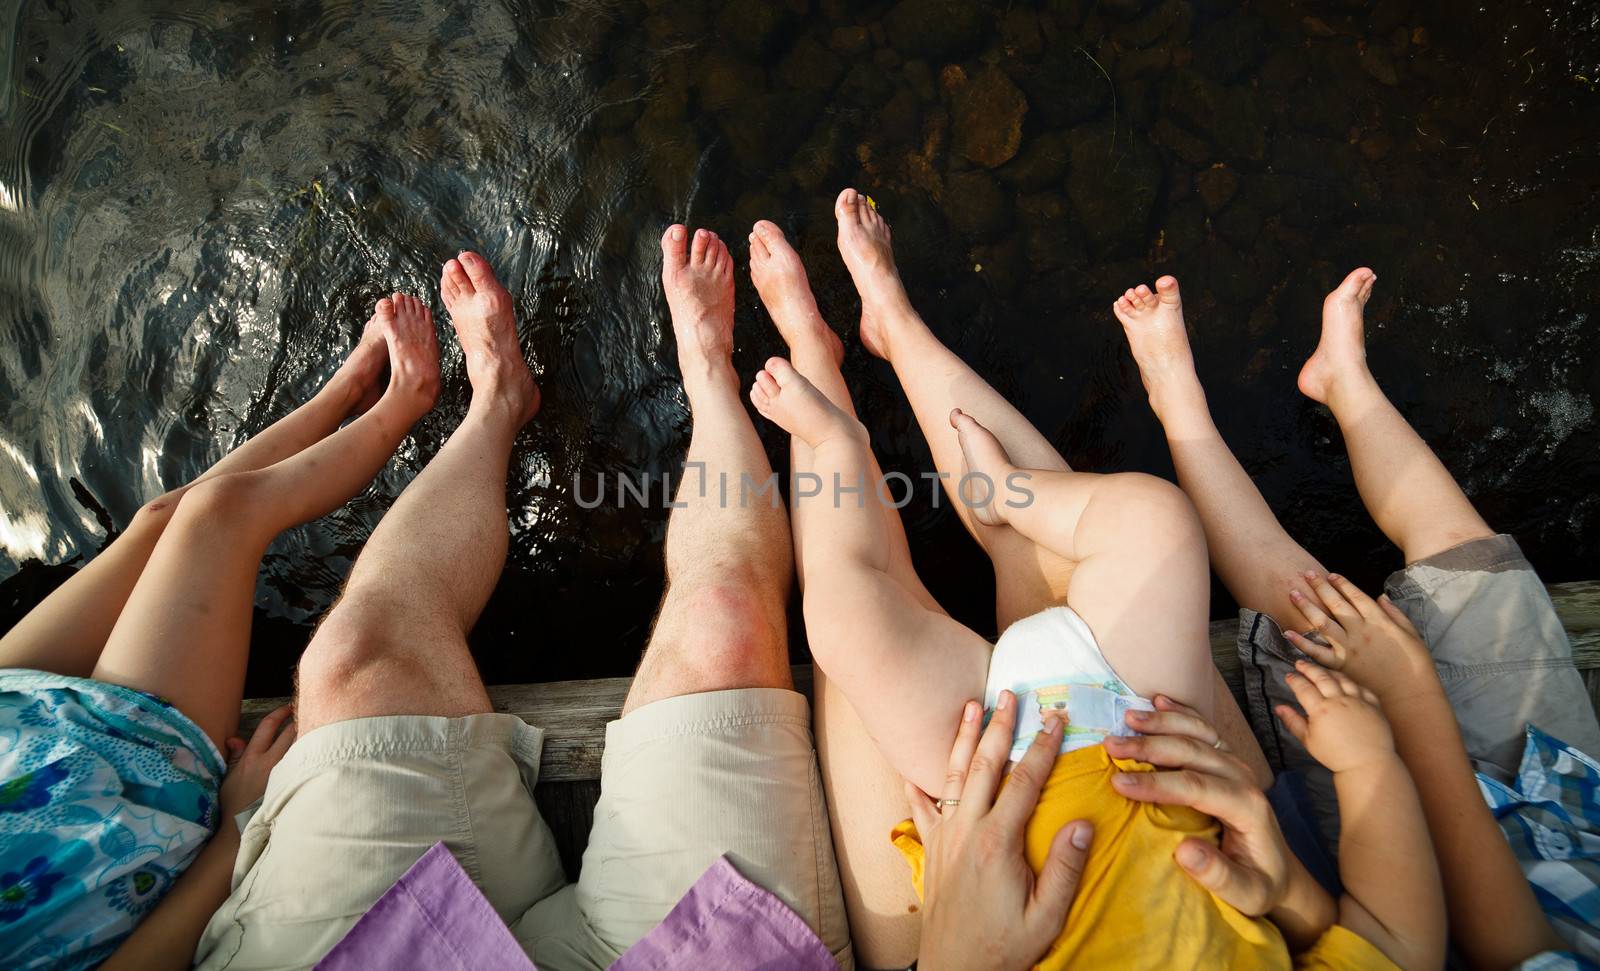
911, 690, 1094, 971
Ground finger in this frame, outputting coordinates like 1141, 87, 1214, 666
1174, 838, 1274, 916
1111, 766, 1250, 821
1325, 668, 1362, 697
247, 705, 295, 754
1358, 686, 1380, 706
1377, 595, 1423, 638
1124, 706, 1219, 747
1283, 629, 1342, 669
225, 737, 246, 764
906, 781, 940, 841
940, 700, 984, 807
1293, 660, 1342, 699
1326, 573, 1382, 622
267, 719, 298, 758
1151, 694, 1204, 720
1308, 573, 1363, 628
1103, 733, 1252, 786
1283, 670, 1325, 711
959, 690, 1018, 819
1288, 587, 1345, 644
991, 716, 1063, 832
1274, 705, 1310, 745
1029, 821, 1093, 942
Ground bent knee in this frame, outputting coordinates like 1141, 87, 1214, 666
297, 604, 424, 694
1093, 473, 1204, 547
166, 472, 269, 534
658, 581, 788, 682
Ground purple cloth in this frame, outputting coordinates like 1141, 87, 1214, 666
610, 856, 839, 971
316, 842, 534, 971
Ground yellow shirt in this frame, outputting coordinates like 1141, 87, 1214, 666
891, 745, 1397, 970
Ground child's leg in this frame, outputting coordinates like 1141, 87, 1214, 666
749, 357, 989, 798
0, 322, 389, 677
949, 410, 1215, 716
831, 189, 1073, 631
1298, 268, 1493, 562
1114, 276, 1326, 630
89, 295, 438, 748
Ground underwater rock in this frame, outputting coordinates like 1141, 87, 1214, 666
778, 35, 846, 95
713, 2, 791, 57
945, 169, 1012, 241
1191, 12, 1266, 81
877, 86, 922, 146
1066, 125, 1162, 256
828, 25, 870, 55
1000, 9, 1045, 60
1011, 49, 1110, 127
998, 130, 1070, 191
1099, 0, 1151, 21
1194, 165, 1238, 214
951, 66, 1028, 168
1359, 45, 1401, 86
884, 0, 985, 60
1162, 197, 1207, 252
971, 235, 1027, 294
1119, 0, 1189, 49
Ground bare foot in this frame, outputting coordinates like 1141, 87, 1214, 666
748, 220, 844, 366
660, 224, 736, 390
332, 311, 393, 415
950, 409, 1015, 527
441, 252, 539, 424
1298, 267, 1378, 406
1112, 276, 1207, 427
371, 293, 441, 420
834, 188, 916, 360
749, 357, 865, 449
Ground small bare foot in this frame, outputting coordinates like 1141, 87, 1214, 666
441, 252, 539, 424
1112, 276, 1207, 426
950, 409, 1015, 527
372, 293, 441, 419
1298, 267, 1378, 406
748, 220, 843, 366
749, 357, 864, 449
660, 224, 736, 389
834, 188, 916, 360
332, 311, 392, 415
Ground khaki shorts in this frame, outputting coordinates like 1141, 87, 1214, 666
194, 688, 852, 971
1239, 534, 1600, 844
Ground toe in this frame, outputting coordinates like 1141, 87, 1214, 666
443, 258, 474, 297
835, 187, 857, 220
374, 296, 395, 319
765, 356, 800, 386
690, 228, 710, 265
1155, 276, 1181, 304
661, 224, 689, 269
755, 369, 780, 399
748, 230, 768, 261
753, 219, 787, 249
750, 383, 770, 410
458, 251, 495, 290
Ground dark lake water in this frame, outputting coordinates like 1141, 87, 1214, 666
2, 0, 1597, 696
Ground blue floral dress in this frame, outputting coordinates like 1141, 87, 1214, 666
0, 668, 224, 970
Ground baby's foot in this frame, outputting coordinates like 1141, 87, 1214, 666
749, 357, 865, 449
1112, 276, 1207, 426
835, 188, 916, 360
748, 220, 844, 366
660, 225, 736, 389
370, 294, 440, 420
950, 409, 1015, 527
441, 251, 539, 424
1298, 267, 1377, 406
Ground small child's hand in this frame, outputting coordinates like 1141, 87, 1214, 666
1285, 573, 1437, 703
219, 705, 296, 822
1275, 661, 1397, 775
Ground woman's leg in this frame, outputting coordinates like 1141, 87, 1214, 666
89, 295, 439, 748
949, 409, 1216, 715
1297, 269, 1493, 562
0, 321, 391, 677
832, 188, 1073, 631
1114, 275, 1327, 629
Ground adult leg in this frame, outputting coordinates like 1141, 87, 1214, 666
1114, 276, 1326, 631
622, 226, 793, 714
91, 296, 439, 748
0, 328, 390, 677
294, 253, 537, 733
833, 188, 1071, 630
1298, 269, 1493, 562
950, 409, 1216, 715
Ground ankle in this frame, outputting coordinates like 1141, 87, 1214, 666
1150, 384, 1215, 439
1322, 369, 1382, 413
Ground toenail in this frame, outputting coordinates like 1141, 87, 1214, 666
671, 227, 685, 241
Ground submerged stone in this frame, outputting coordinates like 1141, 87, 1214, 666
884, 0, 985, 60
951, 66, 1029, 168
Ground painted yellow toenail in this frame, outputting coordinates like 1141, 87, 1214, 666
865, 194, 878, 210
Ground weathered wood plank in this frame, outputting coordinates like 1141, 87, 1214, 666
241, 582, 1599, 783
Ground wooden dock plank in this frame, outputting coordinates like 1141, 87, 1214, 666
240, 581, 1600, 783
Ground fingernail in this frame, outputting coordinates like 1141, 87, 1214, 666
1125, 709, 1148, 723
962, 701, 979, 722
1176, 842, 1206, 868
1303, 570, 1318, 579
1043, 716, 1062, 737
997, 690, 1013, 711
1113, 772, 1140, 787
1328, 573, 1342, 581
1071, 823, 1093, 849
1290, 589, 1304, 600
671, 227, 685, 241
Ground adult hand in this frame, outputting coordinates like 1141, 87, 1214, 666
912, 692, 1093, 971
219, 705, 296, 822
1284, 572, 1436, 702
1105, 697, 1295, 918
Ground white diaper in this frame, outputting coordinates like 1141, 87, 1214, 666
983, 606, 1154, 761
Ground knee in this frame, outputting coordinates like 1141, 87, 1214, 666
165, 473, 267, 534
662, 581, 787, 685
1098, 473, 1205, 550
297, 598, 423, 696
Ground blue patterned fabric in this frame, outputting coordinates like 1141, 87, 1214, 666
0, 668, 224, 970
1480, 725, 1600, 966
